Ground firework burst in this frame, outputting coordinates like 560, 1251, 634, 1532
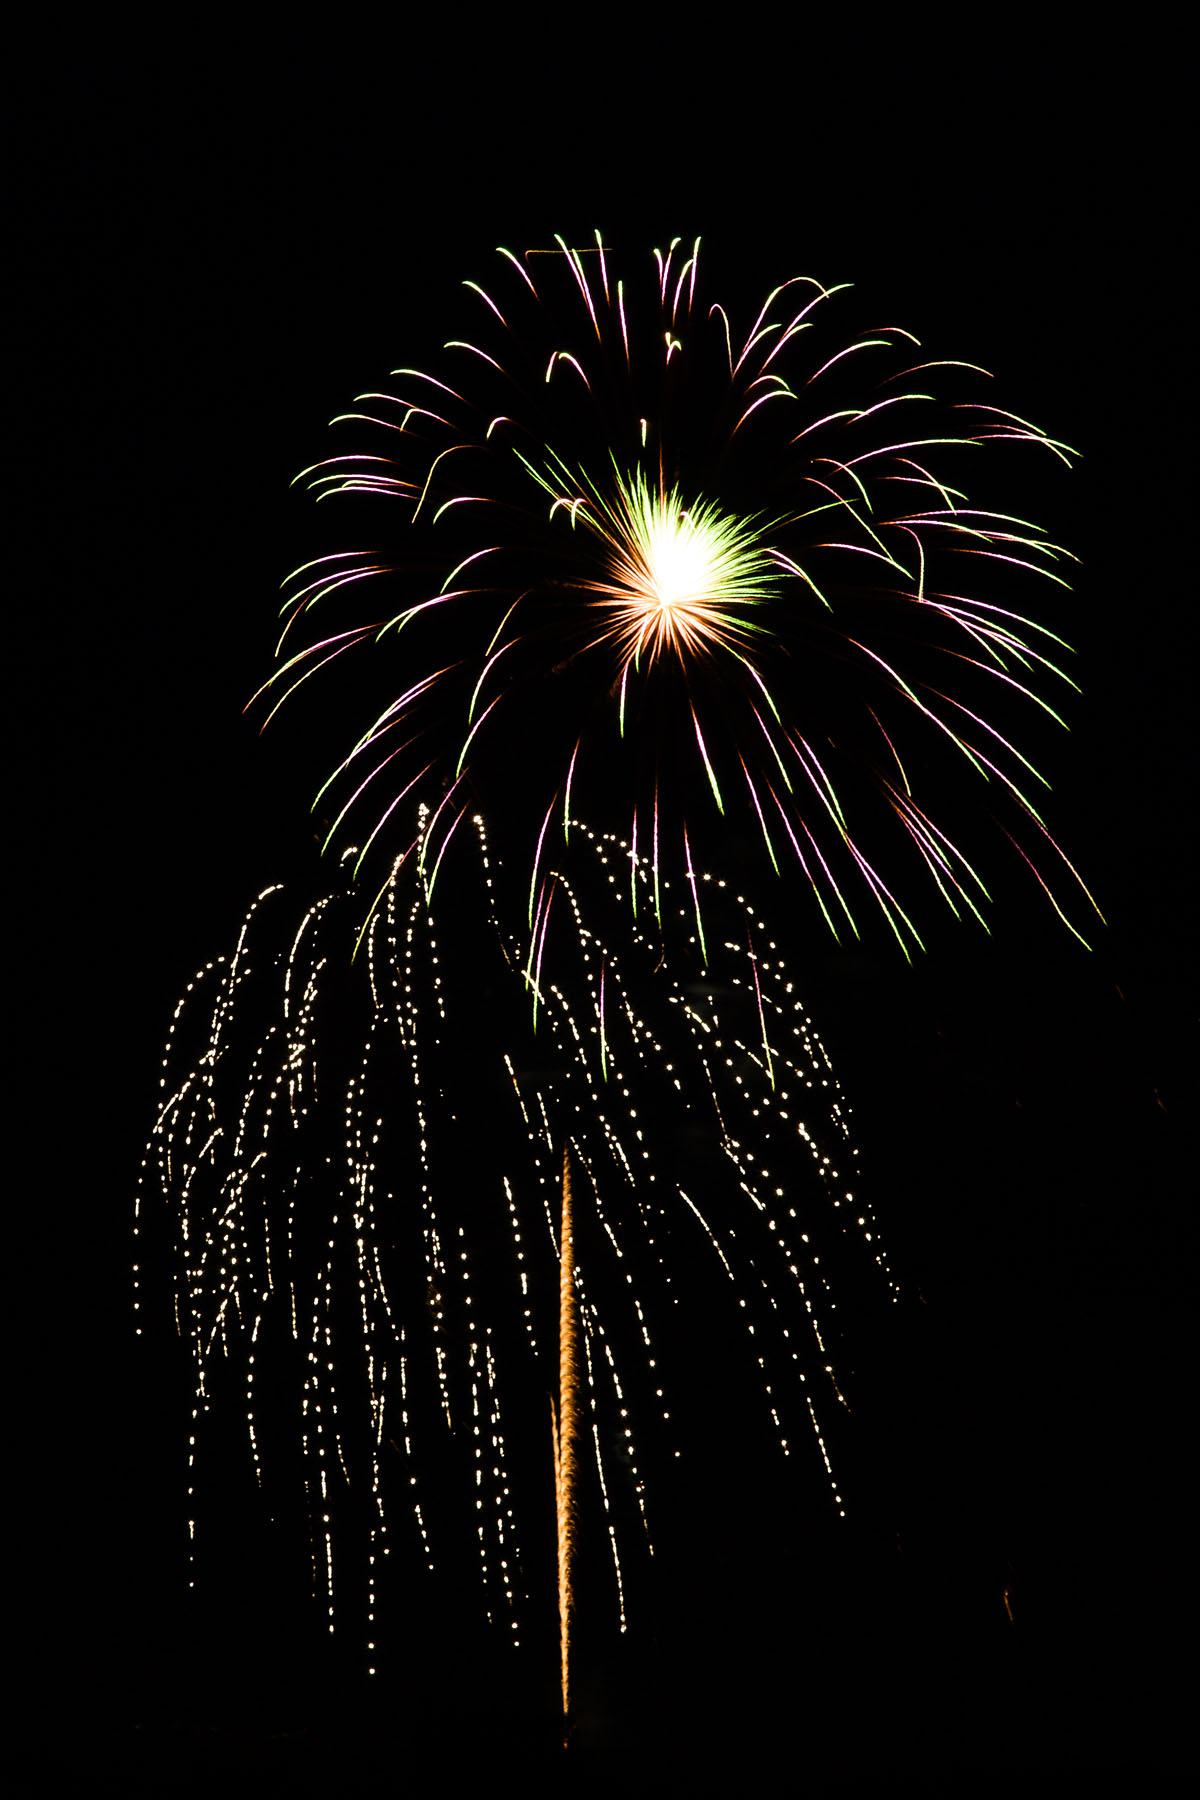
139, 236, 1101, 1725
260, 233, 1100, 959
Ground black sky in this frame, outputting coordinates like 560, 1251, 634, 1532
12, 27, 1193, 1792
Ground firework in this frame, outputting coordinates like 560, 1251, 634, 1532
136, 812, 890, 1670
259, 234, 1100, 959
141, 236, 1098, 1729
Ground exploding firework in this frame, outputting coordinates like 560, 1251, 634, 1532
136, 812, 891, 1669
260, 234, 1100, 958
140, 237, 1098, 1723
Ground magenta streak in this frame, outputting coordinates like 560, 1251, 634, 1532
739, 757, 774, 854
533, 875, 558, 998
560, 239, 601, 340
278, 566, 386, 651
425, 801, 470, 896
256, 632, 373, 730
530, 793, 558, 925
355, 762, 438, 865
335, 733, 420, 813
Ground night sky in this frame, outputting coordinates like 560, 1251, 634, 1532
13, 31, 1192, 1793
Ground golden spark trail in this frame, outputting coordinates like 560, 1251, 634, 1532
554, 1143, 580, 1740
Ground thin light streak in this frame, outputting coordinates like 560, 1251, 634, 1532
555, 1146, 579, 1739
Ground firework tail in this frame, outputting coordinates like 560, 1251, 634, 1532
553, 1143, 579, 1742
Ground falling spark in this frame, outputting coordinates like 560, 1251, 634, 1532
136, 812, 890, 1662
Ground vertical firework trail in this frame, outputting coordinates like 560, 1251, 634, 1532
555, 1144, 579, 1738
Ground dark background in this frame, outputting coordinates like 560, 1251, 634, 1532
12, 27, 1192, 1792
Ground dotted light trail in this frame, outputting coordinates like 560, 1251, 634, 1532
136, 812, 895, 1665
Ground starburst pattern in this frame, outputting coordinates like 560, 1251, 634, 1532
259, 234, 1100, 958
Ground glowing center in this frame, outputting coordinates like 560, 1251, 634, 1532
595, 470, 776, 666
643, 511, 722, 616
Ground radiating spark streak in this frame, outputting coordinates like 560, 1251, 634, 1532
767, 790, 843, 941
546, 350, 590, 392
843, 434, 976, 468
748, 701, 794, 793
883, 359, 993, 384
562, 742, 580, 846
412, 444, 475, 520
926, 680, 1060, 776
789, 733, 848, 832
999, 825, 1095, 946
936, 544, 1076, 589
317, 675, 448, 795
682, 824, 707, 964
432, 544, 506, 589
385, 366, 471, 405
806, 337, 899, 385
886, 787, 990, 928
533, 875, 557, 999
529, 794, 559, 929
936, 591, 1077, 654
495, 245, 538, 296
593, 230, 611, 307
376, 590, 469, 637
467, 640, 519, 725
868, 706, 911, 795
331, 406, 449, 436
740, 756, 781, 874
351, 766, 436, 879
415, 775, 470, 894
843, 637, 991, 784
422, 802, 470, 901
691, 707, 724, 815
319, 742, 421, 857
555, 233, 602, 342
845, 841, 923, 959
253, 627, 377, 729
445, 339, 505, 376
795, 810, 860, 938
454, 696, 503, 779
461, 280, 508, 327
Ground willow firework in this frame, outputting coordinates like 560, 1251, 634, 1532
260, 234, 1099, 958
136, 813, 889, 1666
